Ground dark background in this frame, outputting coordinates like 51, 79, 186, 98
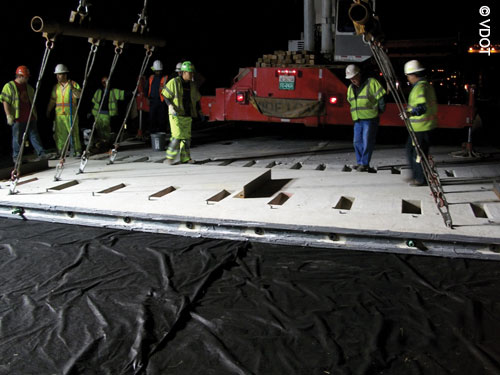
0, 0, 497, 155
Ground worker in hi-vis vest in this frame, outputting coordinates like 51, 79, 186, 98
161, 61, 201, 164
1, 65, 48, 163
91, 76, 125, 149
146, 60, 168, 135
46, 64, 82, 156
346, 64, 386, 172
404, 59, 438, 187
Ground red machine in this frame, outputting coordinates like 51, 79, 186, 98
201, 66, 475, 128
201, 0, 475, 129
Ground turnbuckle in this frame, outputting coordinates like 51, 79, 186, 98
77, 151, 89, 174
54, 159, 65, 181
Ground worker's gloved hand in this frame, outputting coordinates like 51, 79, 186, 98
168, 104, 177, 116
6, 114, 14, 126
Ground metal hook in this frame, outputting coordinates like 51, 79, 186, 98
133, 0, 148, 33
70, 0, 92, 24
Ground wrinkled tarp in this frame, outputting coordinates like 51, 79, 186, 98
0, 218, 500, 374
250, 95, 326, 119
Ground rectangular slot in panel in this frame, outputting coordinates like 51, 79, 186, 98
149, 186, 176, 200
402, 199, 422, 215
334, 196, 355, 210
96, 183, 126, 194
206, 190, 231, 204
470, 203, 488, 218
47, 180, 79, 191
18, 177, 38, 186
268, 192, 291, 206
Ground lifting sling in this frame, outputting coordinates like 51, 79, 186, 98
54, 40, 101, 180
77, 42, 123, 174
108, 46, 154, 165
9, 37, 54, 195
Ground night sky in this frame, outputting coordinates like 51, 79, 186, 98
1, 0, 496, 90
0, 0, 497, 153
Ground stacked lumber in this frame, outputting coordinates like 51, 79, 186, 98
256, 50, 317, 68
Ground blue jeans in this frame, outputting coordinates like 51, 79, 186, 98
353, 118, 378, 166
12, 121, 46, 160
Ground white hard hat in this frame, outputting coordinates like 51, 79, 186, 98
54, 64, 69, 74
404, 60, 425, 75
175, 62, 182, 72
345, 64, 360, 79
152, 60, 163, 71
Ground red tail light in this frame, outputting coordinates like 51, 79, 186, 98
236, 91, 248, 104
329, 96, 338, 105
276, 69, 302, 77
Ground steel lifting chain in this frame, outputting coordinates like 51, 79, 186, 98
133, 0, 149, 34
368, 42, 453, 228
108, 46, 154, 165
9, 37, 54, 195
54, 40, 100, 181
77, 42, 124, 174
70, 0, 91, 24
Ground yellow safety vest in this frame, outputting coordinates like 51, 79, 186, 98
161, 76, 201, 118
51, 81, 81, 116
91, 88, 124, 117
1, 81, 36, 120
347, 77, 386, 121
408, 79, 438, 132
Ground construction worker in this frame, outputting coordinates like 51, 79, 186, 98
90, 76, 125, 150
175, 62, 183, 77
404, 60, 438, 186
161, 61, 201, 164
46, 64, 82, 156
346, 64, 386, 172
1, 65, 48, 163
146, 60, 168, 135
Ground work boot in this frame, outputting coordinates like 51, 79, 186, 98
165, 158, 174, 165
409, 179, 426, 187
357, 165, 369, 172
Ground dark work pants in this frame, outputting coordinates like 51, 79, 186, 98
148, 99, 167, 134
406, 130, 432, 184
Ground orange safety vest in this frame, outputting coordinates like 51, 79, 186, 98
136, 76, 150, 112
148, 75, 168, 102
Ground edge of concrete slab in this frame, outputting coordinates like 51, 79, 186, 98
1, 200, 499, 261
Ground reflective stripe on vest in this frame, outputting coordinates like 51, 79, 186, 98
161, 77, 201, 118
347, 77, 385, 122
54, 83, 77, 116
408, 80, 438, 132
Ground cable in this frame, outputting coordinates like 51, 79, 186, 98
54, 40, 100, 180
108, 46, 154, 165
9, 38, 54, 195
77, 42, 123, 174
368, 41, 453, 228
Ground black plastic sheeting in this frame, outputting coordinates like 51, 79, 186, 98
1, 218, 500, 375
